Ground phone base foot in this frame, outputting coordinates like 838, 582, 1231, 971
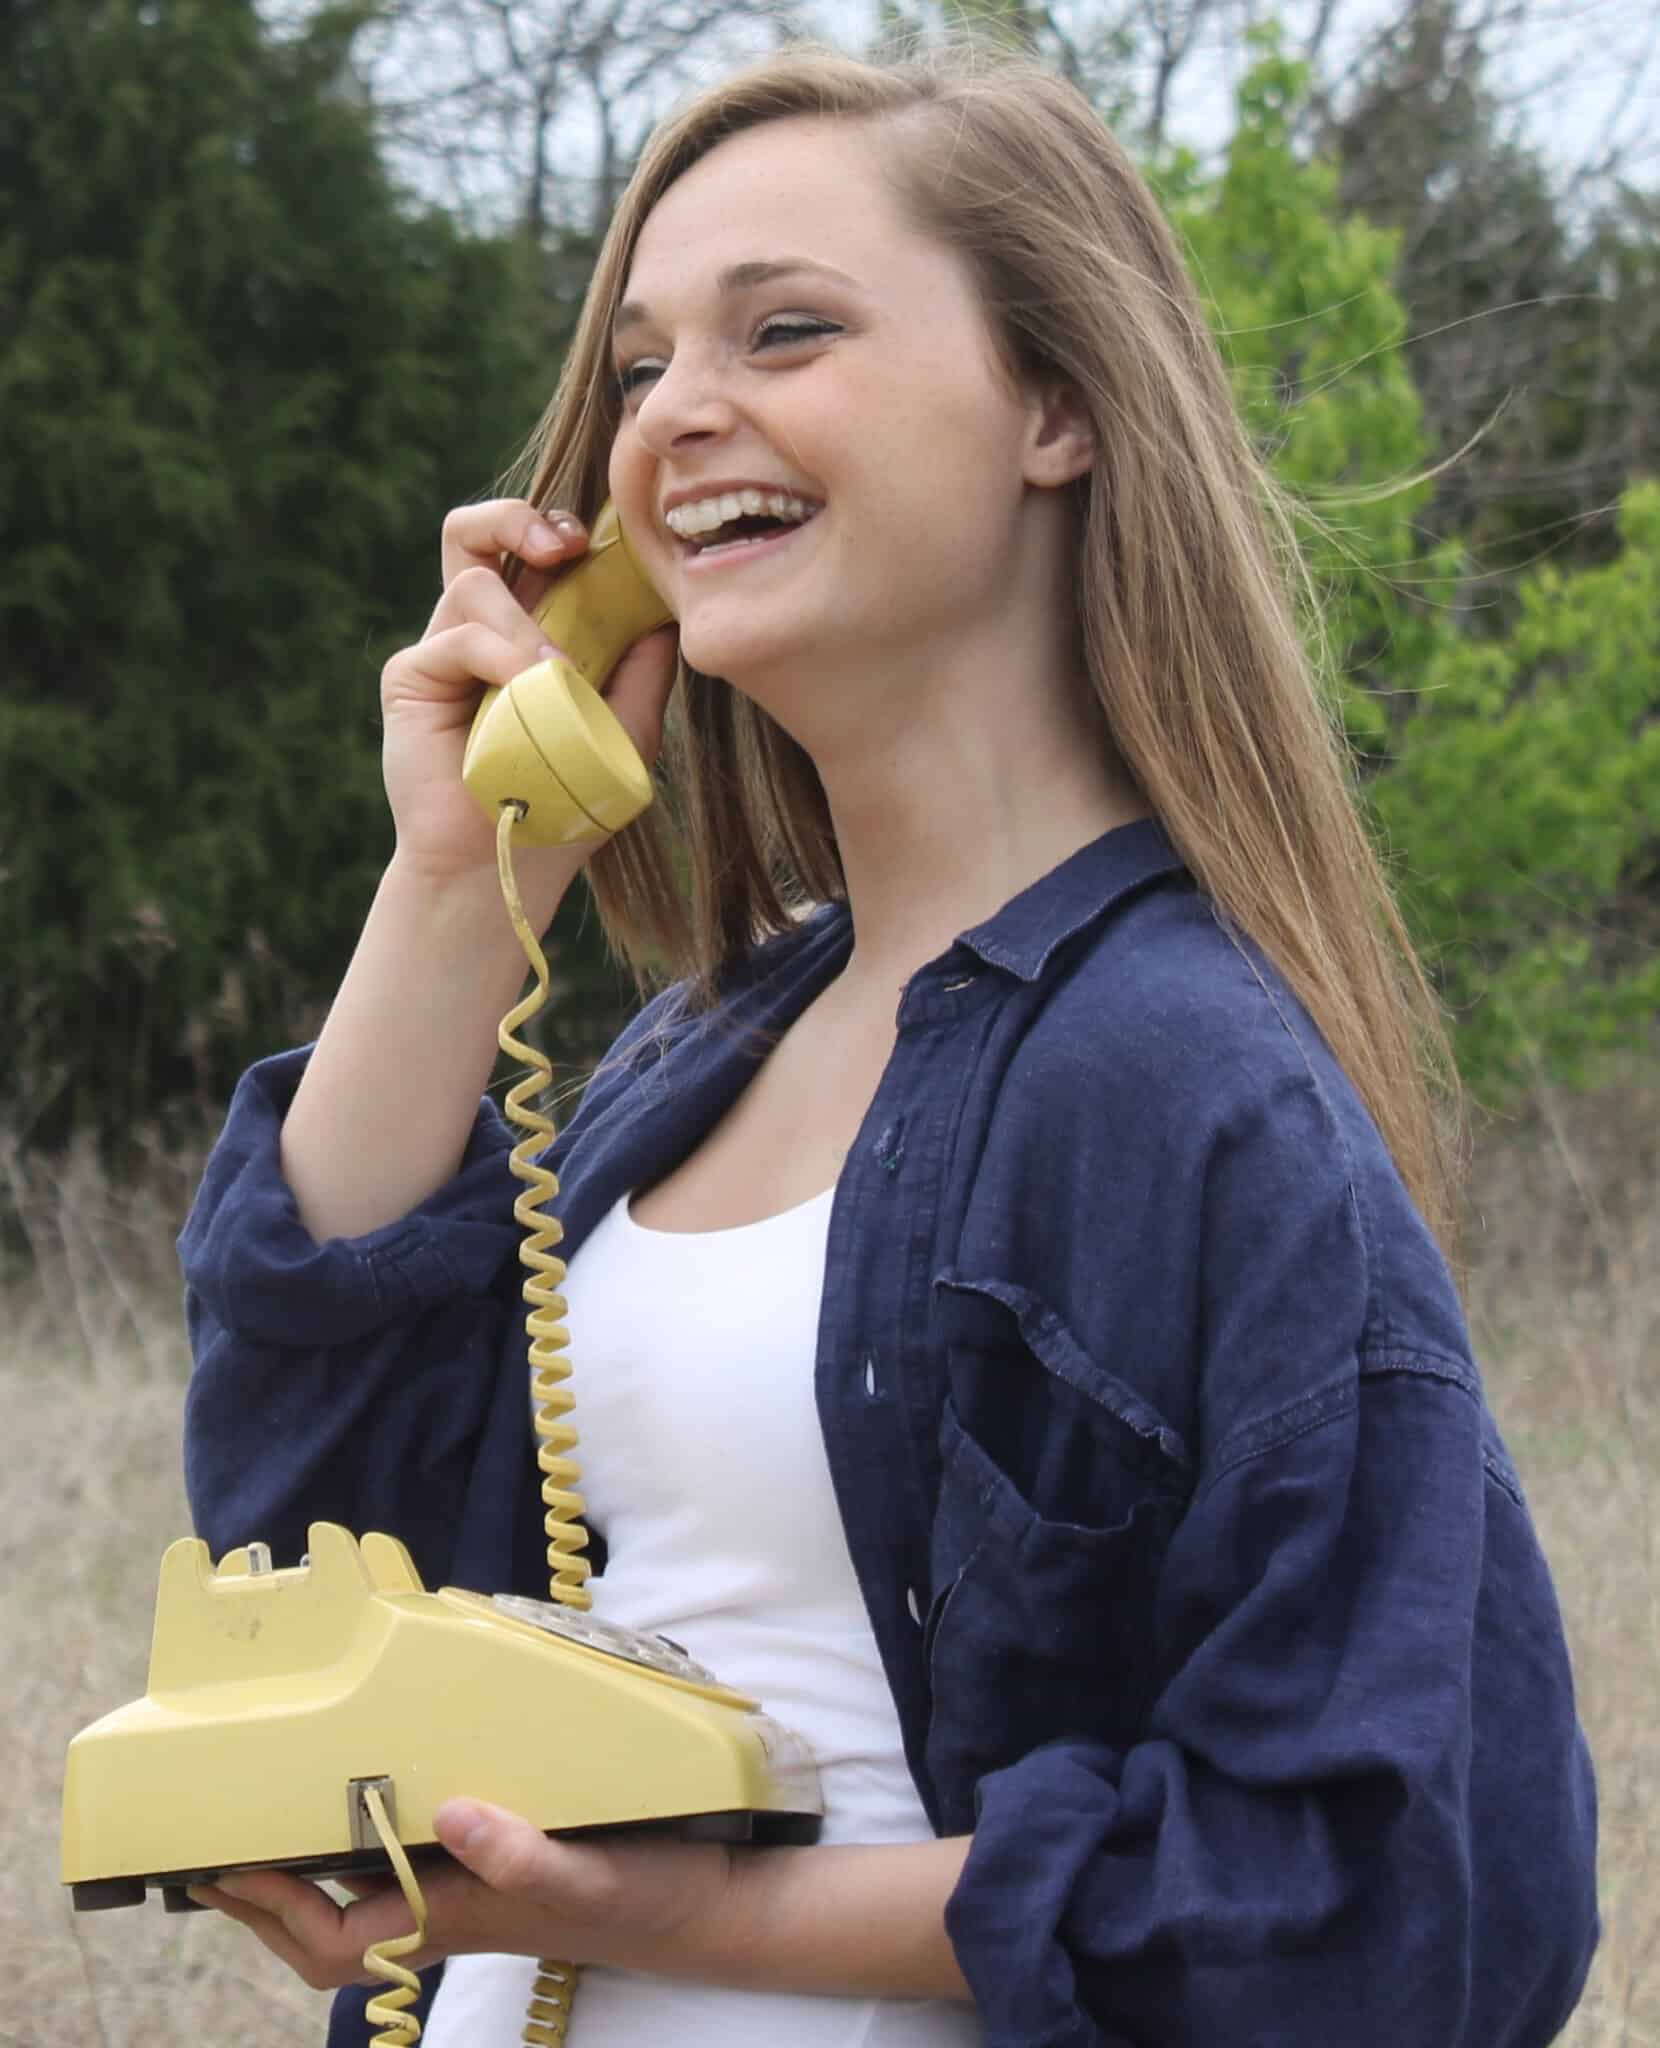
71, 1878, 147, 1911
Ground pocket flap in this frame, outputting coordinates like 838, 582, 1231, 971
933, 1270, 1193, 1478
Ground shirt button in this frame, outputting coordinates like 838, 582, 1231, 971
906, 1585, 923, 1626
863, 1355, 878, 1396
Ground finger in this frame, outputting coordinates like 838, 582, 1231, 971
190, 1871, 426, 1990
381, 621, 557, 717
423, 563, 564, 672
333, 1870, 401, 1902
440, 499, 587, 600
189, 1875, 362, 1988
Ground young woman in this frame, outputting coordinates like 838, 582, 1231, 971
180, 41, 1598, 2048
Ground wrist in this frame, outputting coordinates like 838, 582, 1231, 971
666, 1839, 974, 2000
680, 1842, 764, 1981
381, 841, 579, 953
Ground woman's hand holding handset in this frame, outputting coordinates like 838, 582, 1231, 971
278, 502, 679, 1245
384, 500, 677, 912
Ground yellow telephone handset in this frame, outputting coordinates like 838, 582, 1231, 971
461, 501, 675, 845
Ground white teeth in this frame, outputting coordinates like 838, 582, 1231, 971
664, 491, 818, 539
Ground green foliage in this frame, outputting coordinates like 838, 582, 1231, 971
1368, 483, 1660, 1097
1160, 42, 1656, 1101
1157, 38, 1458, 757
0, 0, 553, 1138
2, 12, 1652, 1143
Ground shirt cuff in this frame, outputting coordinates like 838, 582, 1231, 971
945, 1741, 1128, 2048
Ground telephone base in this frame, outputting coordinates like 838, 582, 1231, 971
70, 1805, 823, 1913
62, 1526, 825, 1914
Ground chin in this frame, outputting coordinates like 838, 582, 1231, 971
676, 621, 799, 694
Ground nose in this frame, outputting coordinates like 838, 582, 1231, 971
631, 349, 736, 457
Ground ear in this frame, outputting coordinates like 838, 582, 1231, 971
1022, 379, 1096, 489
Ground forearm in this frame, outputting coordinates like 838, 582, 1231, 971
699, 1836, 973, 2001
280, 851, 574, 1242
197, 1812, 976, 2007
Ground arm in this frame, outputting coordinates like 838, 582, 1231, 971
280, 499, 677, 1241
180, 499, 678, 1571
179, 969, 693, 1583
277, 854, 571, 1241
193, 1817, 974, 2001
934, 1061, 1598, 2048
946, 1365, 1597, 2047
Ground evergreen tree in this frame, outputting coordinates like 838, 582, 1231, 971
0, 0, 555, 1138
1325, 0, 1646, 586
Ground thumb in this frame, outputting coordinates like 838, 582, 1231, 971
431, 1802, 548, 1892
433, 1799, 572, 1900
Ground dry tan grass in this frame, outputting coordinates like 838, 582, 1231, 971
1462, 1063, 1660, 2048
2, 1066, 1654, 2046
0, 1130, 334, 2046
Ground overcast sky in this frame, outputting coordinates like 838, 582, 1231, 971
316, 0, 1659, 226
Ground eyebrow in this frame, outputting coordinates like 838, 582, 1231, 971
612, 258, 865, 338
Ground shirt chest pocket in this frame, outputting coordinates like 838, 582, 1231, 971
923, 1276, 1193, 1829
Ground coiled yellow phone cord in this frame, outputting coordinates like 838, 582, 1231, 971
352, 805, 587, 2046
495, 800, 588, 2046
495, 803, 593, 1617
360, 1782, 430, 2047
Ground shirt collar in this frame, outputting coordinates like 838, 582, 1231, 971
952, 816, 1186, 983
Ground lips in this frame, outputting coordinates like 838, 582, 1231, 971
679, 512, 819, 568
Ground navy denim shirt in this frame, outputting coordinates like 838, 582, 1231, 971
181, 820, 1598, 2047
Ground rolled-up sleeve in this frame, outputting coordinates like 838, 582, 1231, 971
948, 1360, 1595, 2045
179, 1047, 525, 1586
941, 1058, 1596, 2046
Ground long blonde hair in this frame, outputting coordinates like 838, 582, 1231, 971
512, 41, 1466, 1257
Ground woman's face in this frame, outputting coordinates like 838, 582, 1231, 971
608, 115, 1065, 712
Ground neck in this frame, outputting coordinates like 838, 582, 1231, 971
717, 500, 1146, 999
804, 651, 1146, 1003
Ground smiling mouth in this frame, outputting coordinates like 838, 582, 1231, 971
666, 488, 823, 556
678, 508, 822, 561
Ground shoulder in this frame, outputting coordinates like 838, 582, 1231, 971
983, 880, 1467, 1366
1001, 880, 1353, 1177
1029, 881, 1322, 1099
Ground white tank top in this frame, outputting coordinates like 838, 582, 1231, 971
423, 1186, 981, 2047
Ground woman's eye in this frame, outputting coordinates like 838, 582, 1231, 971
616, 360, 665, 399
754, 316, 839, 350
614, 318, 838, 403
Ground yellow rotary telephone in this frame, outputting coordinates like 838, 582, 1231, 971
60, 503, 824, 2043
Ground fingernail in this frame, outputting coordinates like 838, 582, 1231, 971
526, 519, 563, 552
435, 1799, 489, 1852
535, 642, 557, 664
